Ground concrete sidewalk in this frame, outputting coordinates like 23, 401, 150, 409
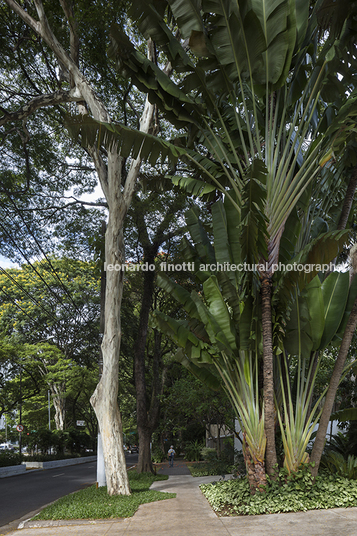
3, 464, 357, 535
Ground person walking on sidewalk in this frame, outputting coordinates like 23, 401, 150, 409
168, 445, 175, 467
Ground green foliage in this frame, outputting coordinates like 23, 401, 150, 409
276, 353, 323, 473
33, 472, 175, 520
188, 464, 218, 477
200, 447, 216, 461
151, 447, 166, 463
157, 369, 231, 457
184, 440, 204, 462
25, 453, 92, 462
321, 451, 357, 480
329, 429, 357, 458
0, 450, 22, 467
189, 444, 240, 477
23, 427, 92, 456
27, 428, 52, 454
200, 466, 357, 515
65, 428, 92, 455
189, 459, 231, 478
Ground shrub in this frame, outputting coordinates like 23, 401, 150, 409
184, 440, 204, 461
201, 447, 216, 461
327, 429, 357, 458
188, 446, 244, 478
151, 447, 166, 463
321, 451, 357, 479
65, 428, 91, 454
0, 450, 22, 467
51, 430, 66, 455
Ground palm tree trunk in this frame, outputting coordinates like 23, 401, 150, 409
337, 165, 357, 231
310, 295, 357, 476
261, 276, 278, 475
243, 434, 267, 494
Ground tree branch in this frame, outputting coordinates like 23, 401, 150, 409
122, 39, 156, 210
4, 0, 41, 35
86, 145, 109, 200
59, 0, 80, 86
0, 89, 83, 126
5, 0, 110, 123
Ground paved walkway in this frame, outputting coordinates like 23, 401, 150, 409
2, 462, 357, 535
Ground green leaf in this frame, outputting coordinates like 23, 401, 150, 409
318, 271, 350, 350
224, 190, 242, 266
175, 349, 221, 390
168, 0, 204, 39
243, 354, 251, 387
305, 276, 325, 350
202, 276, 238, 351
284, 293, 313, 357
330, 407, 357, 422
66, 115, 186, 167
186, 207, 216, 266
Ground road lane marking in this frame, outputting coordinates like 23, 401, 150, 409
52, 473, 65, 477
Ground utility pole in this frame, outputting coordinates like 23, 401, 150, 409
48, 390, 51, 431
19, 363, 22, 455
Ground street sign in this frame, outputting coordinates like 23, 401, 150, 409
76, 420, 85, 426
16, 424, 24, 432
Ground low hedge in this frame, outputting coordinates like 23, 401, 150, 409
0, 450, 22, 467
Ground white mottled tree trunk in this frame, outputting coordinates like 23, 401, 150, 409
90, 152, 131, 495
51, 384, 65, 431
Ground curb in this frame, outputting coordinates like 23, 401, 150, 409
0, 456, 97, 479
23, 455, 97, 470
18, 517, 127, 530
0, 465, 26, 479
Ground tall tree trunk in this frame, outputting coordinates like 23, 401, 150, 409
90, 95, 154, 491
134, 265, 156, 473
133, 192, 185, 473
91, 172, 130, 494
310, 295, 357, 476
261, 276, 278, 475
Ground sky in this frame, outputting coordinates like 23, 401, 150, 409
0, 254, 17, 269
0, 182, 105, 269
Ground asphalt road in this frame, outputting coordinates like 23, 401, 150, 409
0, 453, 138, 531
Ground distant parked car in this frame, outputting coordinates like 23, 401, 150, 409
129, 445, 139, 453
0, 443, 15, 451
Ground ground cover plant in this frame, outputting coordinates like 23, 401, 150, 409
200, 465, 357, 516
188, 463, 230, 478
33, 473, 175, 520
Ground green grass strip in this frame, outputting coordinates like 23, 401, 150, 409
33, 472, 175, 520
